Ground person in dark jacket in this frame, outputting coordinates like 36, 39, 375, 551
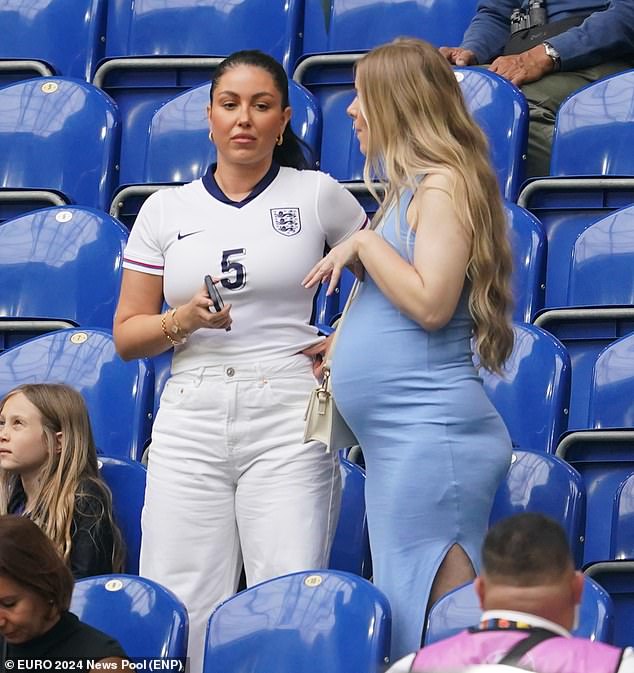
440, 1, 634, 176
0, 515, 126, 664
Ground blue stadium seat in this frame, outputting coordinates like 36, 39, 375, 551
298, 66, 527, 202
490, 450, 586, 568
567, 204, 634, 307
204, 569, 390, 673
0, 206, 128, 351
534, 205, 634, 429
424, 576, 614, 645
556, 333, 634, 566
505, 202, 546, 323
551, 69, 634, 178
0, 0, 106, 85
455, 68, 528, 201
518, 71, 634, 307
110, 79, 321, 227
585, 561, 634, 648
0, 329, 154, 461
329, 457, 371, 578
98, 456, 147, 574
94, 0, 303, 198
299, 0, 478, 64
0, 78, 120, 220
481, 324, 570, 454
71, 574, 188, 658
611, 474, 634, 560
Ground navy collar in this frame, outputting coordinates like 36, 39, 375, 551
202, 162, 281, 208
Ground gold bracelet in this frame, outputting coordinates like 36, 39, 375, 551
171, 307, 187, 339
161, 311, 181, 347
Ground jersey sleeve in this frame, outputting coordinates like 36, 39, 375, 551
315, 171, 369, 247
122, 190, 166, 276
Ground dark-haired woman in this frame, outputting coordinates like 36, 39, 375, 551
0, 515, 126, 663
113, 50, 367, 669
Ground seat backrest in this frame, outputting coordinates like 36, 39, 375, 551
329, 457, 371, 578
0, 77, 120, 213
557, 429, 634, 566
551, 69, 634, 176
455, 68, 528, 201
612, 474, 634, 560
315, 68, 527, 201
424, 576, 613, 645
520, 184, 634, 309
104, 0, 302, 72
71, 574, 188, 658
204, 570, 390, 673
489, 450, 586, 567
0, 0, 106, 83
481, 324, 571, 454
97, 457, 147, 574
567, 204, 634, 306
585, 561, 634, 648
0, 206, 128, 351
505, 202, 546, 323
589, 332, 634, 429
301, 0, 478, 55
0, 329, 154, 461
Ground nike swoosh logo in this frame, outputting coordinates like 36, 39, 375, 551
177, 230, 204, 240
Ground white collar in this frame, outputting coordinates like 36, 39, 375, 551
480, 610, 571, 638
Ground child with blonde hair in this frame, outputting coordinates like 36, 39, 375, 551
0, 383, 124, 578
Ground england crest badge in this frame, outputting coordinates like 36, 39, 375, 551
271, 208, 301, 236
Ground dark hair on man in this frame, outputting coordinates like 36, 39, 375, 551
482, 513, 573, 586
210, 50, 312, 169
0, 515, 74, 611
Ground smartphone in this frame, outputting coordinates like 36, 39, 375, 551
204, 275, 224, 312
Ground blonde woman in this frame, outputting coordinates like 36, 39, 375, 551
0, 384, 124, 578
303, 38, 514, 659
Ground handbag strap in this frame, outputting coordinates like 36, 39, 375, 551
323, 278, 360, 370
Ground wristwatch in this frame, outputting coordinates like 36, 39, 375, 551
543, 42, 561, 72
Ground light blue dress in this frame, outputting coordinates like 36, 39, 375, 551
331, 191, 512, 660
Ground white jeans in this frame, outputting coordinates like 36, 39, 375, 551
139, 355, 341, 673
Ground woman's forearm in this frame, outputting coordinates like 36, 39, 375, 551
113, 312, 177, 360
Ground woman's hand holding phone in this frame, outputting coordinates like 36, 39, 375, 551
173, 281, 232, 334
205, 275, 231, 331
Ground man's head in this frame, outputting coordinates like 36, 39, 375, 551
474, 513, 584, 630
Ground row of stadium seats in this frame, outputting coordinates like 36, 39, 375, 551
1, 200, 633, 454
0, 0, 478, 85
2, 67, 633, 227
0, 65, 526, 225
68, 549, 634, 664
2, 320, 634, 572
69, 562, 634, 664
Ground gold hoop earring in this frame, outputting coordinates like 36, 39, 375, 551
276, 134, 284, 146
209, 131, 214, 142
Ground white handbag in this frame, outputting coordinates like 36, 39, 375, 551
304, 281, 359, 453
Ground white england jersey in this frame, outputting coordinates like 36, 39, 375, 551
123, 164, 368, 373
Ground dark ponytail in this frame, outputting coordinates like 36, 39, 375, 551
210, 50, 312, 169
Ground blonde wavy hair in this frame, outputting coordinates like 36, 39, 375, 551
0, 384, 124, 571
355, 38, 514, 372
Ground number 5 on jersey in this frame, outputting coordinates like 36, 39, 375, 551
221, 248, 246, 290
